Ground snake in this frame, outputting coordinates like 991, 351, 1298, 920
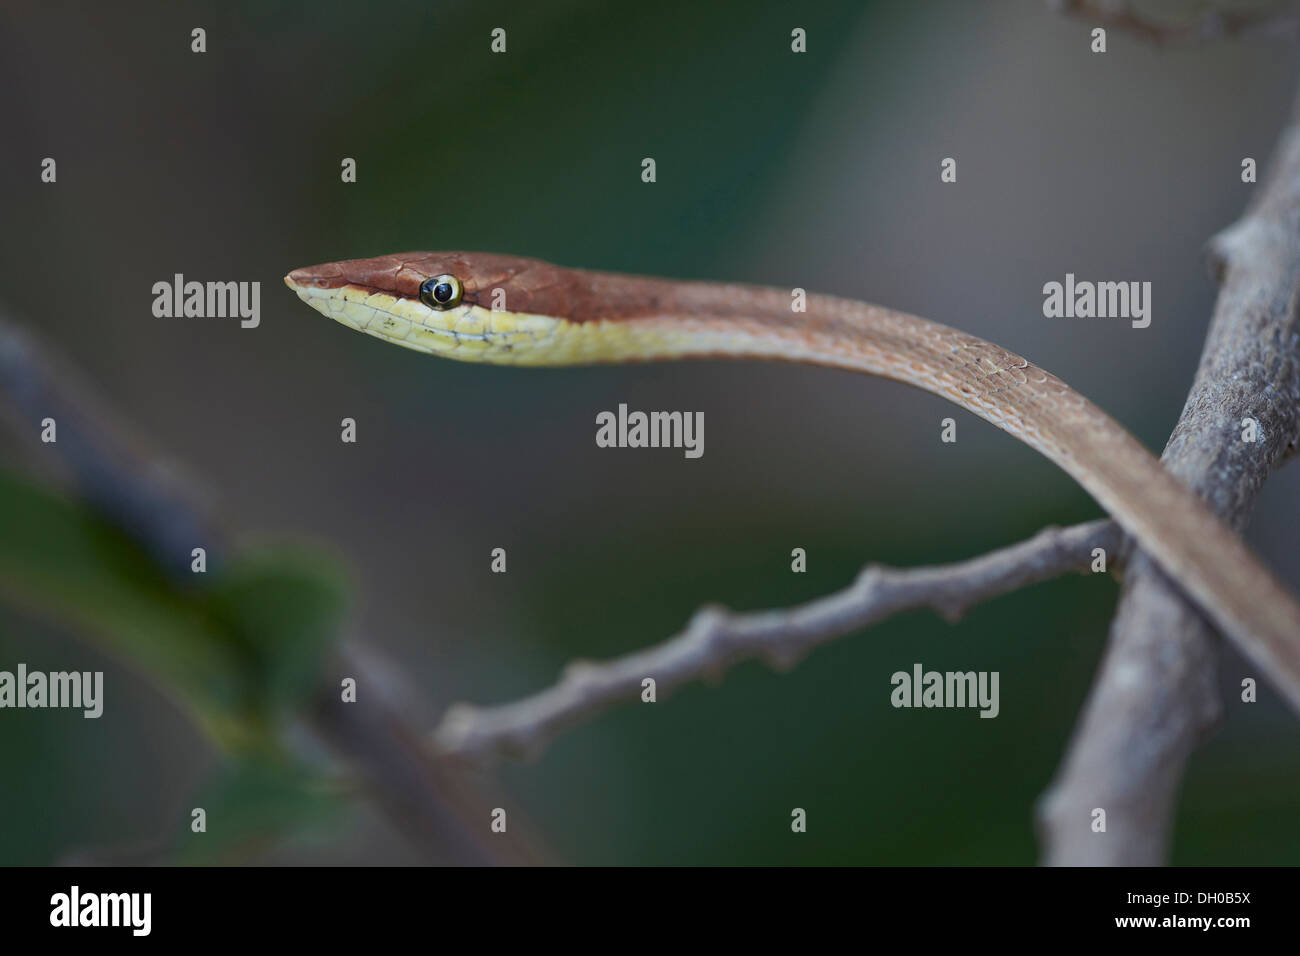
284, 251, 1300, 712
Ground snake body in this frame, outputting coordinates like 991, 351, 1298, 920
286, 252, 1300, 711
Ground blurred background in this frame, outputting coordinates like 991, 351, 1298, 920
0, 0, 1297, 864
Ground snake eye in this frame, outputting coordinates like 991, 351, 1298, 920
419, 274, 462, 310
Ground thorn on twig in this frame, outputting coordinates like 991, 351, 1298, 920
855, 564, 886, 592
762, 643, 807, 673
935, 597, 969, 625
561, 658, 600, 685
1204, 234, 1233, 284
432, 701, 479, 751
689, 603, 729, 635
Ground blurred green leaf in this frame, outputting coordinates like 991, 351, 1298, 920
175, 756, 345, 865
203, 549, 348, 713
0, 471, 347, 753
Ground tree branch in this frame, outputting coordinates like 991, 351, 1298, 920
433, 519, 1121, 763
1036, 82, 1300, 865
0, 322, 225, 578
1053, 0, 1300, 45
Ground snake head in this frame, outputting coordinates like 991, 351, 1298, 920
283, 252, 574, 363
284, 252, 760, 366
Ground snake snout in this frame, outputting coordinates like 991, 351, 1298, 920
284, 263, 345, 289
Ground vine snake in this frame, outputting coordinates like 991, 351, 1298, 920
285, 251, 1300, 712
